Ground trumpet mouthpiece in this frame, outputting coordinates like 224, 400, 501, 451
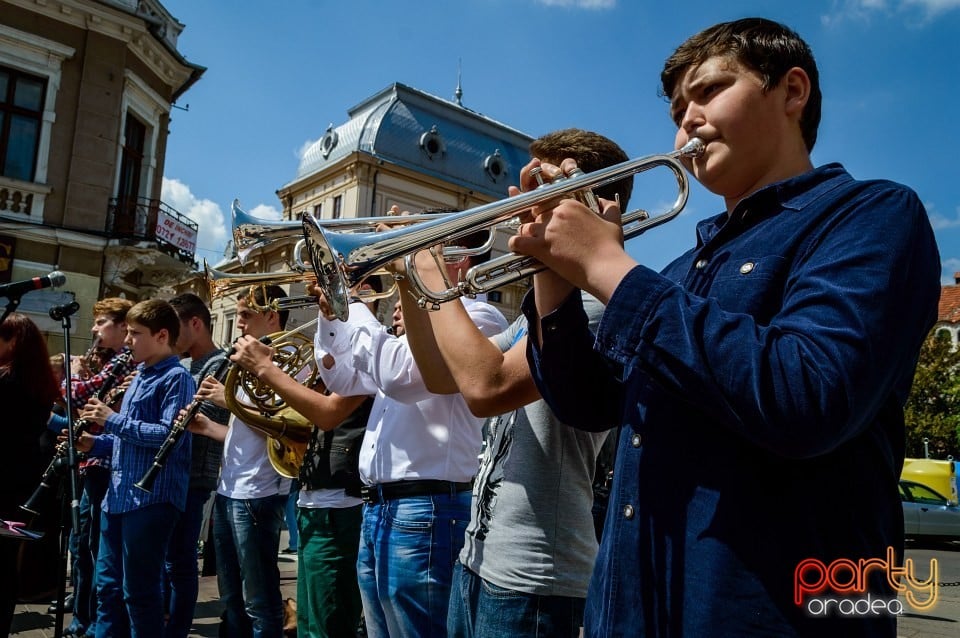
681, 138, 705, 157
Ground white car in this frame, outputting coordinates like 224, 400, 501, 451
900, 479, 960, 541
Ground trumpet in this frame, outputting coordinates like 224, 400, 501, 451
303, 138, 705, 320
232, 199, 464, 266
204, 259, 397, 313
230, 202, 494, 309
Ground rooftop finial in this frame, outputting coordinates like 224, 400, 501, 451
455, 58, 463, 107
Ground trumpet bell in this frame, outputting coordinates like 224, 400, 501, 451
268, 438, 307, 480
302, 216, 354, 323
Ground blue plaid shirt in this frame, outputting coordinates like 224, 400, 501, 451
91, 354, 196, 514
526, 164, 941, 637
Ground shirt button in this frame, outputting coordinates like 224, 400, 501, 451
623, 504, 635, 519
695, 258, 708, 270
739, 262, 755, 274
631, 434, 642, 447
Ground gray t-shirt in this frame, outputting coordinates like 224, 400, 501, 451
458, 294, 608, 598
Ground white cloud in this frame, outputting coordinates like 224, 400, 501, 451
248, 203, 283, 221
824, 0, 960, 25
902, 0, 960, 15
297, 137, 320, 161
927, 203, 960, 230
161, 177, 229, 263
940, 257, 960, 285
535, 0, 616, 8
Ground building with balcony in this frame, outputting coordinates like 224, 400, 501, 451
0, 0, 203, 351
200, 82, 536, 344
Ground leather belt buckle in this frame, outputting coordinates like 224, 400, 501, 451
360, 485, 378, 505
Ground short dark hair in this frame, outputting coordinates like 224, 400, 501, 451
529, 129, 632, 207
127, 298, 181, 345
169, 292, 212, 333
238, 284, 289, 329
660, 17, 822, 152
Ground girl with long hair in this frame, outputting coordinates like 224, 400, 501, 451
0, 312, 59, 636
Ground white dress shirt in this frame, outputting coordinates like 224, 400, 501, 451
315, 298, 507, 485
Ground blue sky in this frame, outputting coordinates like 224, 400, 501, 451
159, 0, 960, 283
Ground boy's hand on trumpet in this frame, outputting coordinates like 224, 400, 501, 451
509, 157, 629, 307
305, 281, 339, 321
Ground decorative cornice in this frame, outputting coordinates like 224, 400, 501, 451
0, 220, 108, 251
4, 0, 194, 95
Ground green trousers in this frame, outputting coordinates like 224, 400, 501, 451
296, 504, 363, 638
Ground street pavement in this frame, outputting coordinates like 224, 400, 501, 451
9, 530, 298, 638
9, 533, 959, 637
894, 541, 960, 638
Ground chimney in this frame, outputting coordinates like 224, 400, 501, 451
955, 272, 960, 285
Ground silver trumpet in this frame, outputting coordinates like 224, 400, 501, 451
232, 199, 482, 266
303, 138, 705, 320
204, 260, 397, 313
230, 200, 496, 310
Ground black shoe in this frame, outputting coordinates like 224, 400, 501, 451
280, 547, 297, 555
47, 592, 75, 613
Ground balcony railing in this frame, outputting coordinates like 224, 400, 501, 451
106, 196, 198, 265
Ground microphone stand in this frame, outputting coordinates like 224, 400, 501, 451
48, 300, 81, 638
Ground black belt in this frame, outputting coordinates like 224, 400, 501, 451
361, 479, 473, 504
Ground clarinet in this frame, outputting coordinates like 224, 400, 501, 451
135, 354, 233, 493
21, 350, 134, 516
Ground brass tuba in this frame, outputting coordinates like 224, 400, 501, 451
222, 328, 318, 478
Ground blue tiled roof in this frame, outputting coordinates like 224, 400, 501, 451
292, 83, 534, 199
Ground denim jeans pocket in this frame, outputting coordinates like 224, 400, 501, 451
480, 577, 526, 601
384, 497, 434, 533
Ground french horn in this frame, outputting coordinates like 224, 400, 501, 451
222, 327, 318, 479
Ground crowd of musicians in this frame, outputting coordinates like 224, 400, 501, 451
0, 17, 945, 638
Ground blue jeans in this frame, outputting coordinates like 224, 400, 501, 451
72, 467, 109, 634
358, 491, 471, 638
447, 562, 585, 638
162, 488, 211, 638
284, 481, 299, 551
213, 493, 286, 638
95, 503, 179, 638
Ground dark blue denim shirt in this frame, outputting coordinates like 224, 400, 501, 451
524, 164, 941, 637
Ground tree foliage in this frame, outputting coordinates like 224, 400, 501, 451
903, 330, 960, 459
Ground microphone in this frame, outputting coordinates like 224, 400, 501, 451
0, 271, 66, 299
49, 301, 81, 321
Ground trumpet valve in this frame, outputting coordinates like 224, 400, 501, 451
530, 166, 546, 187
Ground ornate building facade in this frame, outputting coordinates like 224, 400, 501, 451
198, 82, 536, 345
0, 0, 203, 351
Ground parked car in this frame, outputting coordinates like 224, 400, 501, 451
900, 479, 960, 541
